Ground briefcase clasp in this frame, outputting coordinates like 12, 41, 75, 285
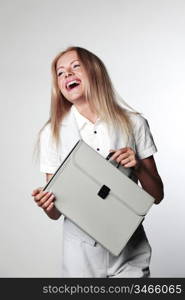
97, 185, 111, 199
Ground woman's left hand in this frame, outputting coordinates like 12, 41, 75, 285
109, 147, 140, 169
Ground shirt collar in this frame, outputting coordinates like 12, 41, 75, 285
71, 105, 96, 131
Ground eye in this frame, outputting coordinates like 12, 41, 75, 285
73, 63, 80, 69
57, 71, 64, 77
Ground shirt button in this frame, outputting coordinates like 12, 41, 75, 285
97, 148, 100, 151
94, 130, 97, 134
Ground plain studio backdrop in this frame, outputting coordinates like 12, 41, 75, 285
0, 0, 184, 277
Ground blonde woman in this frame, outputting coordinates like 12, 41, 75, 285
32, 46, 164, 278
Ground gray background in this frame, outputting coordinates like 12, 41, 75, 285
0, 0, 184, 277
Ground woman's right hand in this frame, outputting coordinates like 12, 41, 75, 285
32, 188, 61, 219
32, 187, 55, 211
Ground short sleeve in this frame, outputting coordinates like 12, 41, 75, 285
131, 114, 157, 160
39, 124, 61, 174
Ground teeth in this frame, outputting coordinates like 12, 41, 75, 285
67, 80, 79, 89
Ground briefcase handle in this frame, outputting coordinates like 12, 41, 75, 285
106, 152, 120, 168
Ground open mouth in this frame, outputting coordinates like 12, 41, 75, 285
66, 80, 81, 91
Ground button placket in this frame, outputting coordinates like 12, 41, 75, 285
93, 126, 100, 152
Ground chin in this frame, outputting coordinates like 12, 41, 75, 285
65, 94, 85, 104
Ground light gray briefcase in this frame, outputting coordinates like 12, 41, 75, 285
43, 140, 154, 256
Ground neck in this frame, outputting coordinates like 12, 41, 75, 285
74, 101, 97, 124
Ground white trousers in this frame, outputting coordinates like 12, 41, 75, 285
61, 219, 151, 278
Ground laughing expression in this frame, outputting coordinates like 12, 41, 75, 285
56, 50, 87, 103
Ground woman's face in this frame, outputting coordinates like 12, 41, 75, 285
56, 50, 87, 104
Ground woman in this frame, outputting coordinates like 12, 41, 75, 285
32, 46, 164, 277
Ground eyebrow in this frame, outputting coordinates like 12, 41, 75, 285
56, 59, 80, 71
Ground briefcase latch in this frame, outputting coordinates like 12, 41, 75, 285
97, 185, 110, 199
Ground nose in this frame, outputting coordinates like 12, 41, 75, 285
64, 69, 73, 78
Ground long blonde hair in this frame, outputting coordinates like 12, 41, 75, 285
35, 46, 138, 158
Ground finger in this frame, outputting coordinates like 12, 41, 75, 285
34, 191, 47, 202
110, 147, 133, 153
41, 194, 55, 209
124, 163, 134, 168
37, 192, 53, 205
36, 192, 53, 205
116, 153, 130, 163
31, 187, 42, 196
46, 202, 54, 212
124, 158, 137, 168
34, 190, 51, 202
110, 148, 128, 161
110, 150, 123, 161
119, 157, 131, 166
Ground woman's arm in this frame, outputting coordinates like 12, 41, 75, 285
133, 156, 164, 204
110, 148, 164, 204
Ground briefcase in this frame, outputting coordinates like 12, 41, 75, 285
43, 140, 154, 256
